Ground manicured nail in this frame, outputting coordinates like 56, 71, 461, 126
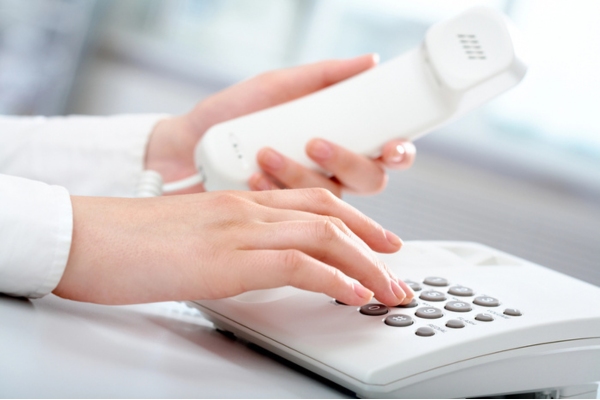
398, 279, 415, 304
308, 139, 333, 160
385, 230, 403, 247
390, 279, 407, 302
353, 282, 374, 301
372, 53, 380, 64
260, 148, 284, 170
390, 144, 406, 163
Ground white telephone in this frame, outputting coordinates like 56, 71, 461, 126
187, 241, 600, 398
194, 6, 527, 191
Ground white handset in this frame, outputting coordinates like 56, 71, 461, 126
195, 6, 527, 192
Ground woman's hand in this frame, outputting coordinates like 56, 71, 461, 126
54, 188, 414, 306
145, 54, 416, 196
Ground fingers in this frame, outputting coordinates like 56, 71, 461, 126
251, 147, 342, 197
231, 249, 375, 306
201, 191, 410, 305
241, 219, 405, 306
263, 53, 380, 104
194, 54, 379, 132
306, 139, 388, 194
253, 139, 416, 196
247, 188, 402, 254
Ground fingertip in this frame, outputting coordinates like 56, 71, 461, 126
390, 279, 407, 305
306, 138, 334, 161
397, 279, 415, 305
371, 53, 380, 65
352, 282, 374, 303
345, 53, 379, 73
382, 140, 416, 170
257, 147, 284, 171
385, 230, 403, 249
248, 173, 276, 191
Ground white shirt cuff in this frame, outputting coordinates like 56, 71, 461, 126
0, 175, 73, 298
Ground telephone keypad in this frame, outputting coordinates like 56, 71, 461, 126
345, 276, 523, 336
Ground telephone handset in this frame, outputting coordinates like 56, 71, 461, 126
187, 241, 600, 398
194, 6, 527, 191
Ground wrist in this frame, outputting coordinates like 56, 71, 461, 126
145, 115, 199, 183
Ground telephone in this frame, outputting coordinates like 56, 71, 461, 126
187, 241, 600, 398
194, 6, 527, 191
136, 6, 526, 197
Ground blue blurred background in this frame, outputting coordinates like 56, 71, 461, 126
1, 0, 599, 285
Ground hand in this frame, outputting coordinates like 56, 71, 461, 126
145, 54, 416, 196
54, 188, 414, 306
252, 138, 416, 196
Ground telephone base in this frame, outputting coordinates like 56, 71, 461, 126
187, 241, 600, 399
478, 383, 599, 399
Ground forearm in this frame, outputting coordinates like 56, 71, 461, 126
52, 189, 412, 307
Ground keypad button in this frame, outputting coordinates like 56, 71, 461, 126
395, 299, 418, 308
448, 285, 474, 297
404, 280, 422, 292
415, 327, 435, 337
385, 314, 414, 327
415, 307, 443, 319
504, 308, 522, 316
423, 277, 449, 287
473, 296, 500, 307
419, 290, 447, 302
446, 319, 466, 329
475, 313, 494, 322
359, 304, 389, 316
445, 301, 473, 312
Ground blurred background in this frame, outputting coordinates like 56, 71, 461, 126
1, 0, 599, 285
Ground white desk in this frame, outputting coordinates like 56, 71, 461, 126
2, 294, 599, 398
0, 294, 347, 398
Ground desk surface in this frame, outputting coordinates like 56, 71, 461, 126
0, 294, 347, 398
2, 294, 599, 398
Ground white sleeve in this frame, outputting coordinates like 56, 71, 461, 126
0, 114, 167, 297
0, 174, 72, 298
0, 114, 167, 197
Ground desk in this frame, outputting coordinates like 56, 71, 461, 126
2, 294, 599, 398
0, 294, 347, 398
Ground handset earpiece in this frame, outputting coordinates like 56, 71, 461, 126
195, 6, 527, 192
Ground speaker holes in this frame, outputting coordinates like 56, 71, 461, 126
457, 34, 486, 60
